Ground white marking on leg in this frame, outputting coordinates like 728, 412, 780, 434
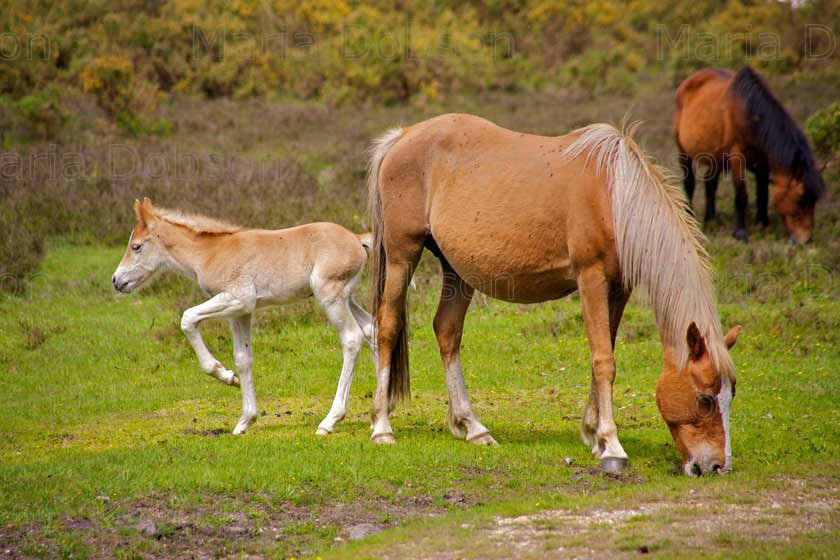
718, 375, 733, 469
317, 297, 363, 435
231, 316, 257, 435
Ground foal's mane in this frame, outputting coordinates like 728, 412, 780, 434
564, 122, 735, 381
731, 67, 825, 205
152, 206, 243, 234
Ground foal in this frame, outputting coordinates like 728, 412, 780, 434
112, 198, 375, 435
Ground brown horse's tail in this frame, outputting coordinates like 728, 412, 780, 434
367, 127, 410, 407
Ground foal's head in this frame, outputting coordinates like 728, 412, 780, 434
656, 322, 740, 477
112, 198, 169, 293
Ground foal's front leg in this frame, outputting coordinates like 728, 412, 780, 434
577, 266, 628, 473
180, 292, 251, 387
231, 315, 257, 435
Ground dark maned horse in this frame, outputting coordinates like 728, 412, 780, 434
675, 67, 825, 243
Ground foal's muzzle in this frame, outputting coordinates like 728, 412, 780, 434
112, 275, 129, 292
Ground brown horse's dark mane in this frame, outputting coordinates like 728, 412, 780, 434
730, 67, 825, 206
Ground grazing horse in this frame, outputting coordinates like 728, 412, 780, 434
675, 67, 825, 243
366, 114, 741, 476
112, 198, 375, 435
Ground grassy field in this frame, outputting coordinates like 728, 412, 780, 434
2, 75, 840, 558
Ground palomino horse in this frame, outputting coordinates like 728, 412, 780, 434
675, 67, 825, 243
112, 198, 375, 435
366, 114, 741, 475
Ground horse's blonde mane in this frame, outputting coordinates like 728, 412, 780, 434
152, 206, 243, 234
563, 121, 735, 380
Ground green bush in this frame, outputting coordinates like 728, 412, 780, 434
806, 102, 840, 159
0, 206, 45, 282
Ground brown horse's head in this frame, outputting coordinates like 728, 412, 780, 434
656, 322, 740, 476
772, 173, 814, 244
772, 162, 826, 244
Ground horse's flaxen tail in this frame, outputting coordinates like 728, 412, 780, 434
562, 122, 735, 380
367, 127, 410, 406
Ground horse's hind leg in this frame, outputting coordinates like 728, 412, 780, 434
231, 315, 257, 435
314, 280, 365, 435
581, 287, 629, 454
371, 247, 423, 443
434, 261, 495, 445
577, 265, 628, 472
703, 166, 721, 226
679, 151, 696, 213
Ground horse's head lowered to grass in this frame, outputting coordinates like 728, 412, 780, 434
657, 322, 740, 476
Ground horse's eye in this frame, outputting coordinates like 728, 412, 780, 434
698, 394, 716, 410
131, 243, 142, 253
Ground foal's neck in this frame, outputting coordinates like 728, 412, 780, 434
155, 221, 210, 283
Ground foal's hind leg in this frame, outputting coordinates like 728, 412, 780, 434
314, 281, 365, 435
434, 261, 495, 445
231, 315, 257, 435
730, 155, 750, 242
577, 265, 628, 472
679, 151, 696, 214
581, 287, 629, 455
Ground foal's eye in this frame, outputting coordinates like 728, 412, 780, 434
131, 243, 142, 253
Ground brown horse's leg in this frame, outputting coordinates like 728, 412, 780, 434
678, 151, 696, 214
433, 260, 496, 446
581, 286, 629, 453
371, 251, 422, 443
577, 265, 628, 472
703, 166, 721, 226
754, 166, 770, 226
730, 155, 749, 242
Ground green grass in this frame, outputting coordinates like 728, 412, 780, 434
1, 238, 839, 558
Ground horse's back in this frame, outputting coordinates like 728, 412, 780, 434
382, 114, 613, 303
675, 68, 736, 158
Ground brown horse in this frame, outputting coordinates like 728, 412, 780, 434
675, 67, 825, 243
366, 114, 740, 476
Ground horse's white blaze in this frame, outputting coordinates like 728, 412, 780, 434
718, 375, 733, 469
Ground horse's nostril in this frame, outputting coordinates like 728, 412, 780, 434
690, 463, 702, 477
112, 276, 117, 286
711, 464, 723, 474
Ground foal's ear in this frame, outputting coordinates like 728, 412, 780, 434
817, 161, 827, 174
142, 197, 154, 210
686, 322, 706, 361
724, 325, 741, 349
133, 199, 144, 223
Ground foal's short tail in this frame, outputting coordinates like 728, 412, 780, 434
367, 127, 410, 406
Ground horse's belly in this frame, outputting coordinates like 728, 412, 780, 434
432, 225, 577, 303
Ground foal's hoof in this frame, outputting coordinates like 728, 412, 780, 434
733, 228, 748, 242
600, 456, 629, 473
315, 427, 331, 436
371, 433, 396, 444
467, 432, 499, 446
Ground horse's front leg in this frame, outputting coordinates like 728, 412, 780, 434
577, 266, 628, 473
180, 292, 252, 387
231, 315, 257, 435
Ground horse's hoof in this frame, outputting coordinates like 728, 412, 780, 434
467, 432, 498, 446
315, 427, 331, 436
600, 456, 629, 473
733, 228, 748, 242
371, 433, 396, 444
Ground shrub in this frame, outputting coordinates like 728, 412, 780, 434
806, 102, 840, 159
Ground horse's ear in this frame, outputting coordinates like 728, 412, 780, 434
133, 199, 144, 224
724, 325, 741, 349
817, 161, 827, 174
686, 322, 706, 361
